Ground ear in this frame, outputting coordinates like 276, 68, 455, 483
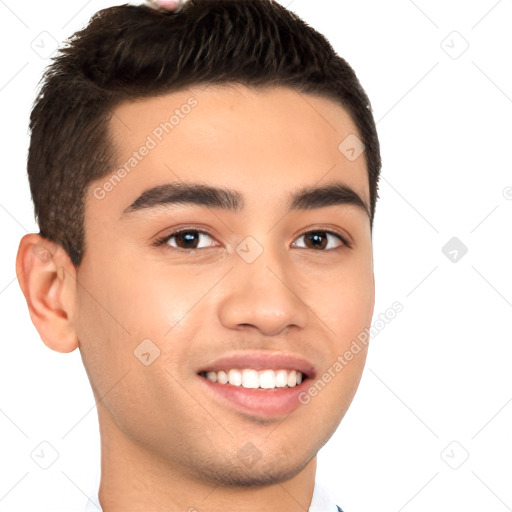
15, 233, 79, 353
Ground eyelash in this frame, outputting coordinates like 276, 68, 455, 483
153, 227, 352, 252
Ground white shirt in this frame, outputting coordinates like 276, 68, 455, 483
309, 479, 341, 512
83, 472, 341, 511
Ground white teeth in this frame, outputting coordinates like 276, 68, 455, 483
259, 369, 276, 389
241, 369, 259, 389
287, 370, 297, 388
228, 369, 242, 386
203, 368, 304, 389
275, 369, 288, 388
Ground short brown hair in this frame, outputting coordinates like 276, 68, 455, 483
27, 0, 381, 266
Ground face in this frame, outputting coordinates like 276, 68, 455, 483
75, 84, 375, 486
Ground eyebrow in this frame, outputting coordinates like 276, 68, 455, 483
121, 181, 370, 218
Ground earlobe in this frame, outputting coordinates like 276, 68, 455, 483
15, 234, 79, 353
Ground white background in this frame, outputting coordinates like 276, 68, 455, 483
1, 0, 511, 511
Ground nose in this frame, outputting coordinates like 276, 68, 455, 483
217, 248, 309, 337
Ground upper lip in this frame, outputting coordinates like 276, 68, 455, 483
197, 351, 317, 380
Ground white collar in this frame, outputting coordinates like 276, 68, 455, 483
309, 478, 341, 512
83, 473, 341, 512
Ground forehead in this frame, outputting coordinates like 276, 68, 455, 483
94, 84, 369, 217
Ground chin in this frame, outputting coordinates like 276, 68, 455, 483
193, 449, 315, 488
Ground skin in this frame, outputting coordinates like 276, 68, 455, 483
151, 0, 185, 11
16, 84, 375, 512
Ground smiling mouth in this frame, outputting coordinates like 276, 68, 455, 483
198, 368, 306, 389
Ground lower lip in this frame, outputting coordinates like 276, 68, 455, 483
198, 374, 310, 418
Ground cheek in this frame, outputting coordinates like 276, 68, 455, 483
308, 255, 374, 345
117, 267, 219, 336
330, 282, 374, 344
74, 268, 192, 438
77, 251, 194, 336
315, 255, 374, 406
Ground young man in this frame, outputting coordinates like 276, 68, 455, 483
16, 1, 381, 510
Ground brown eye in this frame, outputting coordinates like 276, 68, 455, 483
156, 229, 217, 251
292, 230, 347, 251
154, 228, 350, 253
